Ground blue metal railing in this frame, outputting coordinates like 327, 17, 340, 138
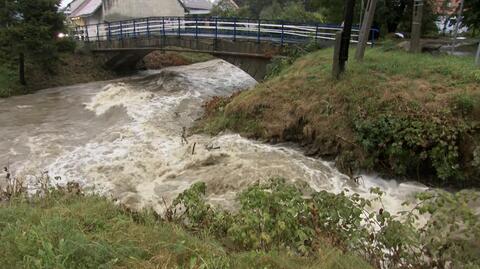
74, 16, 364, 46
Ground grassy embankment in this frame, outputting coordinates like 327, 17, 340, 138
0, 50, 213, 98
0, 190, 370, 269
2, 178, 478, 269
197, 48, 480, 187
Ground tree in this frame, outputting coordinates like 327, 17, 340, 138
463, 0, 480, 35
0, 0, 64, 85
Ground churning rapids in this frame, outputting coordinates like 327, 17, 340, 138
0, 60, 428, 213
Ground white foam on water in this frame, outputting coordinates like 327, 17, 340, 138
2, 59, 429, 215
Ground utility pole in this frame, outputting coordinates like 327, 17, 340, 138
476, 41, 480, 66
410, 0, 423, 53
355, 0, 378, 61
333, 0, 356, 78
451, 0, 465, 54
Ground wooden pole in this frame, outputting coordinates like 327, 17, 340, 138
332, 31, 343, 78
410, 0, 423, 53
19, 52, 25, 85
338, 0, 356, 73
355, 0, 378, 61
476, 41, 480, 66
451, 0, 465, 54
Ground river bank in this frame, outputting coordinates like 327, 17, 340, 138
196, 48, 480, 188
0, 50, 213, 98
0, 55, 479, 268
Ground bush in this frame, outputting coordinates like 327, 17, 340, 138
0, 181, 372, 269
56, 37, 77, 53
169, 179, 480, 268
354, 113, 471, 181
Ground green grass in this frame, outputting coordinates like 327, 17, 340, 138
197, 48, 480, 185
0, 193, 372, 269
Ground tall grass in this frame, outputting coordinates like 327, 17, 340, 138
0, 193, 371, 269
197, 48, 480, 184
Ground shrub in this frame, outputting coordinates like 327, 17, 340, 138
354, 113, 471, 182
169, 180, 480, 268
56, 38, 77, 53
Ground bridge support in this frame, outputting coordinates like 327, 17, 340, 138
90, 36, 284, 81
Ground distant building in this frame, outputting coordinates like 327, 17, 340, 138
433, 0, 461, 15
180, 0, 213, 15
432, 0, 468, 34
68, 0, 103, 26
67, 0, 212, 26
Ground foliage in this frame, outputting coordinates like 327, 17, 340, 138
212, 0, 438, 35
169, 179, 480, 268
198, 48, 480, 186
0, 182, 372, 269
230, 179, 313, 253
0, 0, 65, 84
452, 92, 478, 116
259, 1, 324, 23
2, 170, 480, 268
56, 37, 77, 53
354, 113, 471, 181
212, 0, 324, 23
0, 65, 21, 97
374, 0, 438, 34
266, 41, 323, 78
463, 0, 480, 33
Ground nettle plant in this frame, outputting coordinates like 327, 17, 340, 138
354, 113, 472, 182
167, 179, 480, 268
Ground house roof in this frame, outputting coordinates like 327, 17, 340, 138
181, 0, 212, 10
69, 0, 102, 18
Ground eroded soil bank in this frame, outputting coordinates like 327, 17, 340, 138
196, 48, 480, 187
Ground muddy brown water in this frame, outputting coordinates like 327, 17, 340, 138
0, 60, 428, 213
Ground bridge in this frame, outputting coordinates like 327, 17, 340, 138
74, 17, 366, 80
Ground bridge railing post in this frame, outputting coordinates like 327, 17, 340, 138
120, 21, 124, 45
257, 19, 261, 43
133, 19, 137, 38
214, 17, 218, 45
195, 16, 198, 39
233, 18, 237, 42
107, 22, 111, 41
85, 25, 90, 42
315, 23, 319, 44
146, 18, 150, 38
162, 17, 165, 37
281, 21, 284, 46
96, 24, 100, 43
213, 17, 218, 50
178, 17, 181, 38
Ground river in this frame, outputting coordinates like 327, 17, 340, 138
0, 59, 428, 213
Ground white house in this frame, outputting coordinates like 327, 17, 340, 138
68, 0, 103, 26
67, 0, 212, 26
180, 0, 213, 15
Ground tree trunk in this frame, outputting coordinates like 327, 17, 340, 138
19, 52, 26, 85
